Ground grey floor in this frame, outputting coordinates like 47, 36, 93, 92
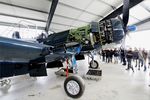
0, 56, 150, 100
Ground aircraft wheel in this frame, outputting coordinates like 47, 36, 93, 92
0, 79, 11, 91
64, 75, 85, 98
89, 60, 99, 69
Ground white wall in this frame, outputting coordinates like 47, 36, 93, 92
125, 30, 150, 50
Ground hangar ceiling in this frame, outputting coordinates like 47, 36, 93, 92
0, 0, 148, 34
0, 0, 122, 33
128, 0, 150, 25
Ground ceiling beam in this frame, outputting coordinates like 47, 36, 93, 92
45, 0, 59, 33
0, 21, 44, 30
134, 17, 150, 26
0, 21, 65, 34
0, 13, 77, 28
54, 14, 90, 23
0, 21, 70, 32
140, 4, 150, 13
58, 2, 103, 18
97, 0, 115, 10
0, 12, 46, 22
51, 22, 76, 27
101, 0, 144, 21
0, 1, 48, 14
0, 1, 89, 24
0, 1, 104, 19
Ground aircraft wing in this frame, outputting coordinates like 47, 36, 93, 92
45, 53, 72, 63
0, 36, 75, 78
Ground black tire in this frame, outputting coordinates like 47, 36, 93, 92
64, 75, 85, 98
89, 60, 99, 69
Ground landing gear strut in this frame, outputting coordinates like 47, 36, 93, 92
88, 51, 99, 69
55, 58, 85, 98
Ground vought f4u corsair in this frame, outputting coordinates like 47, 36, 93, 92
0, 0, 139, 98
0, 18, 126, 98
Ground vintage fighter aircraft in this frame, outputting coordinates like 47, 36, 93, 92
0, 0, 137, 98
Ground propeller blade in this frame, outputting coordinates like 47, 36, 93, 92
119, 0, 130, 49
123, 0, 130, 32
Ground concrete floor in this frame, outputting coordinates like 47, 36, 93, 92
0, 56, 150, 100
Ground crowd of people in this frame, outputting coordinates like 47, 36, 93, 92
100, 47, 150, 72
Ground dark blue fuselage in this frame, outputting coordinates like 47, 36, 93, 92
0, 36, 48, 62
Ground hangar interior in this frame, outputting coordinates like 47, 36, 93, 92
0, 0, 150, 100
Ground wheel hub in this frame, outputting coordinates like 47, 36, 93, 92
0, 79, 11, 90
91, 62, 97, 68
0, 79, 11, 87
66, 80, 80, 95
